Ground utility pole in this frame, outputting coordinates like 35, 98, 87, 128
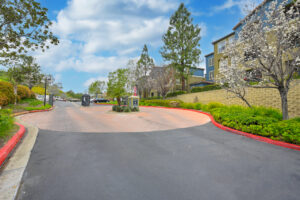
44, 75, 51, 106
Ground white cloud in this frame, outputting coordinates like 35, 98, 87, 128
199, 22, 207, 37
213, 0, 263, 15
84, 76, 108, 87
34, 0, 182, 76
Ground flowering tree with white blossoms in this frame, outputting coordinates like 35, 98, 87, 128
217, 53, 252, 108
218, 0, 300, 120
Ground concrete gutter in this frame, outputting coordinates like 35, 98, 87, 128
0, 119, 39, 200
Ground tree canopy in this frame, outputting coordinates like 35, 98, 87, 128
136, 44, 154, 97
107, 68, 129, 106
0, 0, 59, 62
160, 3, 201, 91
88, 80, 105, 97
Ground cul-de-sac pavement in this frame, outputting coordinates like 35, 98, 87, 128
13, 101, 300, 200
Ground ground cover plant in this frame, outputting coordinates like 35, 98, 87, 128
0, 109, 17, 148
112, 105, 139, 112
4, 98, 51, 113
140, 99, 300, 145
190, 84, 221, 93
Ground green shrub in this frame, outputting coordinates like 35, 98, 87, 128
194, 103, 202, 110
262, 118, 300, 144
0, 91, 9, 106
191, 84, 221, 93
19, 98, 42, 106
181, 103, 195, 109
0, 81, 15, 106
206, 102, 224, 111
166, 91, 187, 98
17, 85, 31, 99
112, 105, 117, 111
0, 109, 14, 138
24, 104, 51, 111
124, 106, 131, 112
132, 107, 139, 112
143, 99, 183, 108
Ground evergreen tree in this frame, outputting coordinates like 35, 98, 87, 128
136, 44, 154, 98
160, 3, 201, 91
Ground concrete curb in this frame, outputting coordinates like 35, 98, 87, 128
11, 106, 54, 117
86, 103, 300, 150
0, 123, 26, 168
142, 106, 300, 151
0, 119, 39, 200
0, 106, 54, 168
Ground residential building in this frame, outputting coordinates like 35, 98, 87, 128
211, 32, 235, 80
205, 0, 290, 81
205, 52, 215, 82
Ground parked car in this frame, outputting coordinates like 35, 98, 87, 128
93, 98, 110, 103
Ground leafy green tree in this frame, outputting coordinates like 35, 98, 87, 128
136, 44, 154, 97
160, 3, 201, 91
66, 90, 83, 99
7, 66, 24, 104
19, 56, 43, 89
48, 83, 63, 96
88, 80, 106, 98
107, 68, 129, 106
0, 0, 59, 62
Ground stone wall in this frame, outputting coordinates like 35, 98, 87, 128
175, 80, 300, 118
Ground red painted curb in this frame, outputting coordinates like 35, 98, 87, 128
0, 122, 26, 167
140, 105, 300, 151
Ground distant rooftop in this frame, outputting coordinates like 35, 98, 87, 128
212, 32, 235, 45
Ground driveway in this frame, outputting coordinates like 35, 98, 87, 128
16, 102, 300, 200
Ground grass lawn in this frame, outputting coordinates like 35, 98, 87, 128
0, 124, 19, 149
3, 99, 51, 113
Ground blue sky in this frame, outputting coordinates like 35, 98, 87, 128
34, 0, 262, 93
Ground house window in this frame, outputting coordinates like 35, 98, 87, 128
209, 71, 214, 80
218, 40, 226, 53
176, 78, 180, 84
208, 57, 214, 66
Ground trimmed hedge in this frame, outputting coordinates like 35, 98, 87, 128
32, 86, 47, 95
24, 104, 51, 111
140, 99, 299, 145
140, 99, 183, 108
166, 91, 187, 98
112, 105, 139, 112
0, 81, 15, 106
191, 84, 221, 93
0, 81, 36, 106
17, 85, 31, 100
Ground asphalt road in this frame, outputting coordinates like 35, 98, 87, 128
19, 101, 210, 132
16, 101, 300, 200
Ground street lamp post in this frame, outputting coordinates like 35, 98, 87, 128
44, 75, 51, 106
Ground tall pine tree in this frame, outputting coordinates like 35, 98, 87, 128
160, 3, 201, 91
136, 44, 154, 97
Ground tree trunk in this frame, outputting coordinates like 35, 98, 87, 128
117, 97, 121, 106
241, 96, 252, 108
14, 85, 17, 105
181, 75, 185, 91
278, 87, 289, 120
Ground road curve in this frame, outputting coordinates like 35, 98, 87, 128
19, 101, 211, 132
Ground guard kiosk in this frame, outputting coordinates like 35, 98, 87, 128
128, 96, 139, 109
81, 94, 90, 106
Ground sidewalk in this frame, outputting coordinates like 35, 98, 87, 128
0, 120, 38, 200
